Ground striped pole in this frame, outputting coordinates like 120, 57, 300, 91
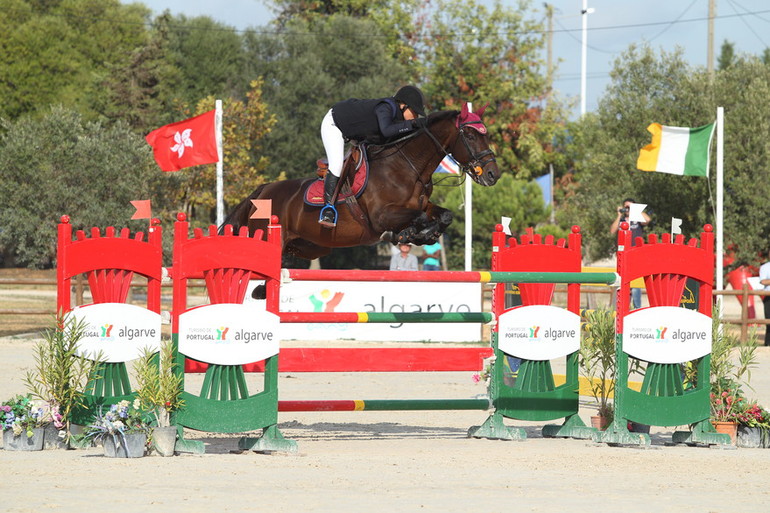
286, 269, 617, 285
279, 311, 494, 324
278, 398, 491, 412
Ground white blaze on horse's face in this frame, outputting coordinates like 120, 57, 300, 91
456, 103, 499, 186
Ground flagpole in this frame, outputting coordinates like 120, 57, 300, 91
464, 102, 473, 271
215, 99, 224, 227
716, 106, 724, 310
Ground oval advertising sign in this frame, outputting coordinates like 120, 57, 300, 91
497, 305, 580, 360
67, 303, 161, 362
623, 306, 711, 364
178, 304, 280, 365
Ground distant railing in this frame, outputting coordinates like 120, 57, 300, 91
714, 285, 770, 343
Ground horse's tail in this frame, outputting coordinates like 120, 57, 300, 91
219, 184, 268, 234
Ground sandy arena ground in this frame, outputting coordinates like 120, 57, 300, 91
1, 332, 770, 513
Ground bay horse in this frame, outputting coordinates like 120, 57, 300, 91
223, 103, 500, 260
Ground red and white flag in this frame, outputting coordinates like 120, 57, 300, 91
145, 110, 220, 172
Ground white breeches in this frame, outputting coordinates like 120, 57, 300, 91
321, 109, 345, 178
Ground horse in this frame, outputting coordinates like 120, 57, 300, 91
223, 103, 500, 260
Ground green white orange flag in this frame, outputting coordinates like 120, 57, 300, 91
636, 122, 716, 176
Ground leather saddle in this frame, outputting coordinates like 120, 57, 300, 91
303, 146, 369, 206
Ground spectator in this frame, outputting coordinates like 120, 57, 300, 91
421, 240, 442, 271
610, 197, 651, 309
390, 243, 418, 271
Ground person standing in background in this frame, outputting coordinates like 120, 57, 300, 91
610, 197, 651, 309
759, 256, 770, 346
390, 243, 418, 271
421, 240, 442, 271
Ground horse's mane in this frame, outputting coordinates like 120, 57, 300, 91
428, 110, 460, 122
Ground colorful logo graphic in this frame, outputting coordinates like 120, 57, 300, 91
101, 324, 114, 337
656, 327, 668, 339
216, 327, 229, 340
529, 326, 541, 338
309, 289, 344, 312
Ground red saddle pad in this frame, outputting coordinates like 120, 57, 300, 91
304, 152, 369, 206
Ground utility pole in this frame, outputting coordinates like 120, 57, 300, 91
708, 0, 716, 79
580, 0, 594, 116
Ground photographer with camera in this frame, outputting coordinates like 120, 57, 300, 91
610, 197, 651, 309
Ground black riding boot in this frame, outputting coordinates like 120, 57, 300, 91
318, 173, 340, 227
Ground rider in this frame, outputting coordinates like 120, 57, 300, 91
318, 85, 428, 227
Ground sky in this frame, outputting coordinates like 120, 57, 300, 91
129, 0, 770, 118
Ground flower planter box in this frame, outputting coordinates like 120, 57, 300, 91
737, 426, 770, 448
103, 433, 147, 458
3, 428, 45, 451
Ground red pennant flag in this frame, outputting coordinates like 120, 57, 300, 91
145, 110, 219, 172
249, 199, 272, 219
130, 200, 152, 220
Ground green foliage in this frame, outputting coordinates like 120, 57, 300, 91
0, 0, 151, 121
563, 45, 711, 261
420, 0, 571, 179
133, 339, 184, 428
164, 14, 247, 109
23, 314, 103, 434
708, 312, 758, 422
0, 106, 173, 268
437, 174, 548, 269
253, 14, 409, 180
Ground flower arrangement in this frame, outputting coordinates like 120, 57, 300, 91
736, 402, 770, 428
83, 399, 149, 443
1, 394, 53, 438
710, 389, 745, 422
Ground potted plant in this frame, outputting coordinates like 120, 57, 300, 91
2, 394, 50, 451
735, 401, 770, 448
133, 339, 185, 457
708, 320, 757, 444
579, 307, 616, 430
23, 313, 103, 448
81, 399, 149, 458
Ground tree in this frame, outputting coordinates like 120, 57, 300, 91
419, 0, 570, 180
0, 106, 169, 268
562, 45, 709, 262
249, 15, 409, 180
169, 80, 277, 223
564, 44, 770, 272
718, 40, 735, 71
436, 174, 548, 269
163, 14, 248, 109
0, 0, 151, 121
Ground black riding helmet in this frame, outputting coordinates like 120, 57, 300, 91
393, 85, 426, 117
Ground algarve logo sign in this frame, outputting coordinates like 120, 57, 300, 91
623, 306, 711, 363
497, 305, 580, 360
67, 303, 161, 362
179, 303, 280, 365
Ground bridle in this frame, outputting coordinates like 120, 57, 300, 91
456, 120, 496, 176
422, 117, 496, 179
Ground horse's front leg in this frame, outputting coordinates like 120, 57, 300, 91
381, 202, 453, 245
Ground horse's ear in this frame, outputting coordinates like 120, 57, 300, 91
460, 102, 470, 116
475, 103, 489, 118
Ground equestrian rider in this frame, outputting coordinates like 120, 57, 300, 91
318, 85, 428, 227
